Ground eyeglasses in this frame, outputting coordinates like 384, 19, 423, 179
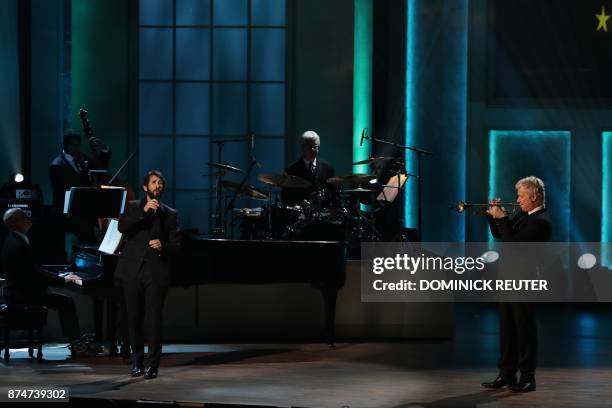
305, 144, 320, 151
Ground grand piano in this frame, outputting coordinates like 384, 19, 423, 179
177, 236, 347, 344
48, 235, 347, 346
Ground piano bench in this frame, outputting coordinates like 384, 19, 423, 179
0, 304, 48, 362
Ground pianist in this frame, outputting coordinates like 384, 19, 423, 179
1, 208, 85, 356
115, 170, 180, 380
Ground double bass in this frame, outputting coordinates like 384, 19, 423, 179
78, 108, 136, 239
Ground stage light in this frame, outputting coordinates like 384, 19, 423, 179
577, 253, 597, 270
14, 173, 24, 183
480, 250, 500, 264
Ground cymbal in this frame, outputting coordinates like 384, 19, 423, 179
342, 187, 377, 194
352, 156, 393, 166
206, 162, 244, 174
325, 176, 345, 187
257, 173, 312, 188
327, 174, 377, 185
221, 180, 269, 200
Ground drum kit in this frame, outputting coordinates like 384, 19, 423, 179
206, 155, 411, 243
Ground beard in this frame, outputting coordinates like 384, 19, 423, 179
147, 189, 162, 200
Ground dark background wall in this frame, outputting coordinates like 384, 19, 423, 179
466, 0, 609, 242
30, 0, 66, 205
71, 0, 135, 187
292, 0, 354, 175
0, 0, 21, 184
28, 0, 134, 206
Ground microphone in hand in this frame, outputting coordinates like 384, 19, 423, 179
144, 198, 160, 214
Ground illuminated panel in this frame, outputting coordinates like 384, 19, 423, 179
353, 0, 373, 174
489, 130, 571, 242
404, 0, 417, 227
603, 132, 611, 267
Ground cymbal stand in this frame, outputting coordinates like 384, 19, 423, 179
361, 131, 431, 239
209, 136, 249, 238
263, 186, 277, 240
209, 139, 228, 237
224, 134, 260, 239
204, 165, 225, 238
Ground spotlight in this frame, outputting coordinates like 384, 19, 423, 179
481, 250, 500, 263
14, 173, 24, 183
577, 253, 597, 270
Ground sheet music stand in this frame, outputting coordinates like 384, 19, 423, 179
63, 187, 127, 219
377, 174, 408, 203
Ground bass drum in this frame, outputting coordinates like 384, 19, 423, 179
238, 203, 303, 240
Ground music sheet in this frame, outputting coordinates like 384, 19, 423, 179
98, 219, 123, 254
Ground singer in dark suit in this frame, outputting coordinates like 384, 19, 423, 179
115, 170, 180, 379
482, 176, 552, 393
281, 130, 336, 205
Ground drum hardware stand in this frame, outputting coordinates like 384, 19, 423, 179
209, 138, 240, 238
263, 187, 277, 240
203, 168, 225, 238
224, 134, 259, 239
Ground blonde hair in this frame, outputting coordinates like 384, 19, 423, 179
300, 130, 320, 145
515, 176, 545, 205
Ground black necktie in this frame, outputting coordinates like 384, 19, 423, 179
309, 162, 316, 177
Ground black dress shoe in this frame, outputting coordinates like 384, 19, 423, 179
482, 375, 517, 389
130, 366, 144, 377
144, 367, 158, 379
510, 379, 536, 392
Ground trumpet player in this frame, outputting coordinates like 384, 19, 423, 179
481, 176, 552, 393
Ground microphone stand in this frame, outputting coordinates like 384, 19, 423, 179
362, 131, 432, 240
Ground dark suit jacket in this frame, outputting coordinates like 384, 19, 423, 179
0, 231, 62, 304
49, 153, 92, 210
115, 199, 180, 286
488, 208, 552, 242
489, 208, 553, 283
281, 158, 336, 205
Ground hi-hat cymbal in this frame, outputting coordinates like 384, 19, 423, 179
221, 180, 269, 200
206, 162, 244, 174
257, 173, 312, 188
327, 174, 377, 186
352, 156, 393, 166
342, 187, 377, 194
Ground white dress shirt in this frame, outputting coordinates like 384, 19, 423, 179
528, 205, 544, 215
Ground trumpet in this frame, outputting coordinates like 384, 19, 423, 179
453, 200, 521, 215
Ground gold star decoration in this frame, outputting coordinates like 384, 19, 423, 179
596, 5, 610, 32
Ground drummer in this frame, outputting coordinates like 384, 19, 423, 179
281, 130, 336, 206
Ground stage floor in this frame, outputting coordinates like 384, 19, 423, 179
1, 304, 612, 407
